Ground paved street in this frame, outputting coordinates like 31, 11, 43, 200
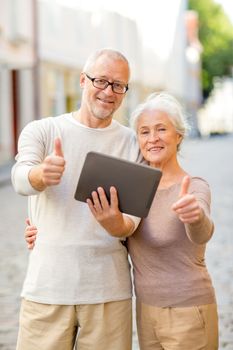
0, 134, 233, 350
179, 135, 233, 350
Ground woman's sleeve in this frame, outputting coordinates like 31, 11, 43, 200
185, 177, 214, 244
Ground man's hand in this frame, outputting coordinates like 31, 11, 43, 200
41, 138, 65, 186
172, 175, 204, 224
29, 138, 66, 191
87, 187, 134, 237
25, 218, 37, 250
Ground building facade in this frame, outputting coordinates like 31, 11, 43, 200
0, 0, 37, 164
0, 0, 202, 166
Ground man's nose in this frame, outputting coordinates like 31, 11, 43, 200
104, 84, 114, 95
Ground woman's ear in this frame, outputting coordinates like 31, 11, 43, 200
177, 133, 183, 143
176, 134, 183, 150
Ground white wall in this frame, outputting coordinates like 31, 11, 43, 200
198, 78, 233, 135
0, 0, 34, 68
164, 0, 187, 99
38, 1, 142, 81
0, 67, 14, 161
18, 69, 36, 131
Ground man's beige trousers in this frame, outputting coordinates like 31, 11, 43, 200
16, 298, 132, 350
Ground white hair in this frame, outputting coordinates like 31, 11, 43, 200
130, 92, 190, 149
83, 48, 130, 76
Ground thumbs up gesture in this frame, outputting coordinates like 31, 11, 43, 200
41, 137, 66, 186
172, 175, 203, 224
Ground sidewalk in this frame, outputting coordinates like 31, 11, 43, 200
0, 161, 13, 187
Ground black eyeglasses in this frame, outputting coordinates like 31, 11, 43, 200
85, 73, 128, 94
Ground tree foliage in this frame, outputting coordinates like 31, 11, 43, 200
188, 0, 233, 97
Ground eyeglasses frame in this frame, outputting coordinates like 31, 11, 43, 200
85, 73, 129, 94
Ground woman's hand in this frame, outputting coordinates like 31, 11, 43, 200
87, 186, 134, 237
172, 176, 204, 224
25, 218, 37, 249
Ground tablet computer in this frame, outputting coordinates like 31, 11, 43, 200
74, 151, 162, 217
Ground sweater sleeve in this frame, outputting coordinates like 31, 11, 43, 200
125, 214, 141, 233
185, 177, 214, 244
11, 120, 47, 196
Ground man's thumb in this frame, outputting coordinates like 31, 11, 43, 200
54, 138, 64, 157
179, 175, 190, 198
26, 218, 31, 226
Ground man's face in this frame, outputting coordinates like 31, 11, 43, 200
80, 55, 130, 123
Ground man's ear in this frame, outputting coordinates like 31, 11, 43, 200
80, 72, 85, 89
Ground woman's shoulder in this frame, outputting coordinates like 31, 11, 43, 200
190, 176, 210, 188
189, 176, 211, 198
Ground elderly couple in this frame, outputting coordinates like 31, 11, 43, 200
12, 48, 218, 350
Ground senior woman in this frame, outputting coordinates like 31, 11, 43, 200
125, 92, 218, 350
25, 92, 218, 350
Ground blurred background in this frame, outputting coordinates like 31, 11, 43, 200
0, 0, 233, 166
0, 0, 233, 349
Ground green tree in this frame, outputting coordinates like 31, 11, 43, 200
189, 0, 233, 97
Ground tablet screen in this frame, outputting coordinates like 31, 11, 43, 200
74, 152, 162, 217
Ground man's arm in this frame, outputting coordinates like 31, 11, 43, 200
12, 120, 65, 195
28, 138, 65, 191
87, 186, 141, 237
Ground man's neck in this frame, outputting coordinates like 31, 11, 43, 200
72, 110, 113, 129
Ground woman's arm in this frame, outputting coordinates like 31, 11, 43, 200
172, 176, 214, 244
24, 218, 38, 250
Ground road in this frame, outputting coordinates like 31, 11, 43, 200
0, 134, 233, 349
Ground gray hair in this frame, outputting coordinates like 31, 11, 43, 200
83, 48, 130, 76
130, 92, 190, 147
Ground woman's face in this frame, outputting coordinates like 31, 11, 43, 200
137, 109, 182, 168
